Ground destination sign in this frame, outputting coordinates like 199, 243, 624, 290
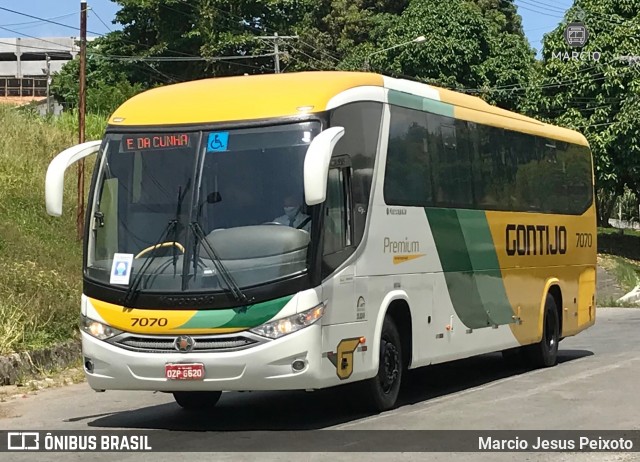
121, 134, 192, 152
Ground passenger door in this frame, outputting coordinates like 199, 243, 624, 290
321, 157, 357, 325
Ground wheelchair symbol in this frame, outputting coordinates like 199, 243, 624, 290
207, 132, 229, 152
209, 135, 223, 150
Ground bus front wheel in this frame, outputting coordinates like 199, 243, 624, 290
361, 316, 403, 412
173, 391, 222, 411
526, 294, 560, 368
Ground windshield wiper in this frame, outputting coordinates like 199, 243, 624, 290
123, 179, 192, 306
173, 183, 189, 276
122, 219, 177, 307
190, 222, 250, 305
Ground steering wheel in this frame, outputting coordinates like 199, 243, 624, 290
135, 241, 186, 259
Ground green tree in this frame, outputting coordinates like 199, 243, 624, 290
528, 0, 640, 225
342, 0, 535, 111
51, 52, 144, 114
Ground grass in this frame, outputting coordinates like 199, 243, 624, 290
598, 254, 640, 295
598, 226, 640, 238
0, 105, 107, 354
598, 255, 640, 294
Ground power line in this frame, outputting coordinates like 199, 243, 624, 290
0, 5, 104, 36
459, 64, 601, 93
91, 52, 278, 62
517, 0, 567, 14
166, 1, 341, 70
89, 8, 113, 33
0, 24, 78, 49
0, 5, 200, 58
0, 12, 76, 28
255, 34, 298, 72
516, 4, 564, 18
0, 39, 72, 55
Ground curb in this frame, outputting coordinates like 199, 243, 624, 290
0, 339, 81, 385
618, 285, 640, 305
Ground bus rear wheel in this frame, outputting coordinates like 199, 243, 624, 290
361, 316, 403, 412
173, 391, 222, 411
526, 294, 560, 368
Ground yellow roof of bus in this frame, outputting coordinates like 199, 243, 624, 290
108, 71, 588, 147
109, 72, 383, 126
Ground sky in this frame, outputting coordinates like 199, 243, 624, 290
0, 0, 575, 56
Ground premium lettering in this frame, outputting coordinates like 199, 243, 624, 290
383, 237, 420, 253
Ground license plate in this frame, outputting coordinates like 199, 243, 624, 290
165, 363, 205, 380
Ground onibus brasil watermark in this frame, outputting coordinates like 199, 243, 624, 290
6, 431, 151, 452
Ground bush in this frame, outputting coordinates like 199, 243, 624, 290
0, 105, 107, 353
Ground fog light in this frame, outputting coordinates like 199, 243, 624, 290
84, 357, 94, 373
292, 359, 306, 372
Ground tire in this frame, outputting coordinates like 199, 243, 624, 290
173, 391, 222, 411
525, 294, 560, 368
361, 317, 403, 412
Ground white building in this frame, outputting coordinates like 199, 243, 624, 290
0, 37, 92, 99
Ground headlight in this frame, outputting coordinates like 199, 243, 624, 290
80, 315, 122, 340
250, 303, 325, 339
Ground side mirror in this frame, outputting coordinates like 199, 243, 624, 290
303, 127, 345, 206
45, 140, 102, 217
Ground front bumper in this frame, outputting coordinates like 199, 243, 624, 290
82, 324, 329, 392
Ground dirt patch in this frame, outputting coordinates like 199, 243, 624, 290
597, 260, 626, 303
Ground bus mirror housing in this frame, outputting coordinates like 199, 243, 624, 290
304, 126, 345, 206
45, 140, 102, 217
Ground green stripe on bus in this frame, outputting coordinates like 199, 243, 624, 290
422, 98, 454, 117
388, 90, 454, 117
456, 209, 515, 325
426, 208, 514, 328
388, 90, 423, 110
177, 295, 293, 329
425, 208, 492, 329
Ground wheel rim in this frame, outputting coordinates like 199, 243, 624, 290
379, 339, 400, 394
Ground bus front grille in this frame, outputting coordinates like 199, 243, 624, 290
111, 333, 262, 353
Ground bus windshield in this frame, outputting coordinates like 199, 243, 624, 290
86, 121, 321, 293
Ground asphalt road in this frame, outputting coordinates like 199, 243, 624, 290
1, 307, 639, 462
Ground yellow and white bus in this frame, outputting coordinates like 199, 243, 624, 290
46, 72, 596, 411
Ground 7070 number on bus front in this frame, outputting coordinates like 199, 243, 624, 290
130, 317, 168, 327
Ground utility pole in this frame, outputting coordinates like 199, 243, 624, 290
274, 32, 280, 73
256, 34, 297, 73
77, 0, 87, 240
45, 54, 51, 116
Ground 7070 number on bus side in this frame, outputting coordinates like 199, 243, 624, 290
576, 233, 593, 248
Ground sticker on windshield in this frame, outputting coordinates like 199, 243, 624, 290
207, 132, 229, 152
110, 253, 134, 285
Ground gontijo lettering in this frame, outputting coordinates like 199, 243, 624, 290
505, 224, 567, 256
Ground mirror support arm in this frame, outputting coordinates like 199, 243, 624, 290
45, 140, 102, 217
303, 127, 345, 206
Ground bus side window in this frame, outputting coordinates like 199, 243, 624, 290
323, 167, 352, 256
